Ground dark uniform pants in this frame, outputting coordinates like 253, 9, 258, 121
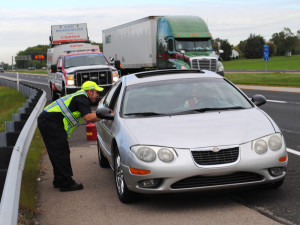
37, 111, 73, 185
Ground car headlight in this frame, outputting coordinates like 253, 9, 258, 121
112, 70, 119, 82
268, 134, 283, 151
131, 146, 176, 163
217, 64, 224, 72
66, 74, 74, 86
252, 133, 283, 154
254, 140, 268, 154
158, 148, 174, 162
136, 146, 156, 162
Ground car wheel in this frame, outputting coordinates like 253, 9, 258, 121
97, 138, 109, 168
114, 150, 137, 203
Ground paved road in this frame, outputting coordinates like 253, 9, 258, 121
37, 139, 282, 225
2, 72, 300, 224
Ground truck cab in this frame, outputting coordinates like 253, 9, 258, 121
49, 50, 119, 101
157, 16, 224, 76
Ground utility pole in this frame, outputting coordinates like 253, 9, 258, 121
11, 56, 14, 71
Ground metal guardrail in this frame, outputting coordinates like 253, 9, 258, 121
0, 76, 46, 225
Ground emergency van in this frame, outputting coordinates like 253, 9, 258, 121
47, 23, 119, 101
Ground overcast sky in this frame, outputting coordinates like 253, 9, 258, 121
0, 0, 299, 64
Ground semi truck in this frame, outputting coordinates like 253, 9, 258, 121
47, 23, 119, 101
102, 16, 224, 76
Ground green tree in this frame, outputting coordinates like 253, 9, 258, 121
16, 45, 48, 69
91, 42, 103, 52
244, 34, 265, 59
295, 29, 300, 54
237, 40, 247, 58
271, 27, 298, 56
0, 62, 9, 70
266, 41, 276, 57
214, 38, 232, 61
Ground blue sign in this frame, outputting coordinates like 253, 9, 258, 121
264, 45, 269, 61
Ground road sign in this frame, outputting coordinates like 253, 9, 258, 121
15, 55, 32, 60
264, 45, 269, 61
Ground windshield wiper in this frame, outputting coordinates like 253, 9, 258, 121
193, 106, 246, 112
173, 106, 246, 115
124, 112, 170, 117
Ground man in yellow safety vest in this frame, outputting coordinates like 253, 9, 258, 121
38, 81, 102, 192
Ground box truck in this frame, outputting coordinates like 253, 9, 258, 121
47, 23, 119, 101
102, 16, 224, 76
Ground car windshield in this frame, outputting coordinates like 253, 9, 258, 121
122, 78, 253, 117
175, 38, 213, 52
64, 54, 109, 68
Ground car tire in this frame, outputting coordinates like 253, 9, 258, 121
114, 149, 137, 203
97, 139, 110, 168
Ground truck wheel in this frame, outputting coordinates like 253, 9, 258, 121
61, 82, 66, 97
51, 88, 59, 101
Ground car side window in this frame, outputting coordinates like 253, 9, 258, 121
104, 80, 122, 109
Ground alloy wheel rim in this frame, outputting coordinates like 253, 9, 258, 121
115, 154, 124, 195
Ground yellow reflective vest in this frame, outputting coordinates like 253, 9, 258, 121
44, 90, 88, 138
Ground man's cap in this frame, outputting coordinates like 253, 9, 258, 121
81, 81, 103, 92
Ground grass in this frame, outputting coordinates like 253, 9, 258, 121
0, 86, 26, 132
13, 69, 47, 75
0, 86, 45, 224
225, 73, 300, 87
18, 129, 45, 224
222, 54, 300, 70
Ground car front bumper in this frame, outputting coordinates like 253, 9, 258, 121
122, 142, 287, 194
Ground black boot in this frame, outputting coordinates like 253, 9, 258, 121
59, 178, 83, 192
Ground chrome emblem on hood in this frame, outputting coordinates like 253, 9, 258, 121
212, 147, 220, 152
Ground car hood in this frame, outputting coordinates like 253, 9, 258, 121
64, 65, 114, 73
123, 108, 275, 148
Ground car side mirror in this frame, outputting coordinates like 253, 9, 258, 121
114, 60, 121, 70
50, 64, 57, 73
252, 94, 266, 106
96, 107, 114, 120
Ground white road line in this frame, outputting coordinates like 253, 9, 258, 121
19, 79, 48, 86
267, 100, 288, 104
287, 148, 300, 156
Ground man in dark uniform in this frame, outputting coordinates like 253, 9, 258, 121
38, 81, 102, 192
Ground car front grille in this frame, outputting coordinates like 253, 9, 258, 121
191, 58, 217, 72
191, 147, 239, 166
171, 172, 264, 189
74, 70, 112, 86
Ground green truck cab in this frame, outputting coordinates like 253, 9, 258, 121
157, 16, 224, 76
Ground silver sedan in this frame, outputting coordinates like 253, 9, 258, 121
96, 69, 287, 203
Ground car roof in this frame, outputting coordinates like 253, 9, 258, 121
123, 69, 223, 86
